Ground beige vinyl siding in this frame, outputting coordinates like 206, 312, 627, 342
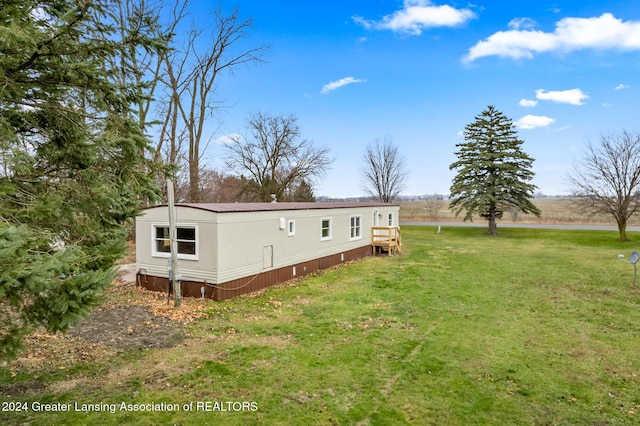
136, 204, 399, 285
212, 206, 397, 283
135, 205, 218, 282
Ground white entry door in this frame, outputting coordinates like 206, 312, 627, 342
263, 245, 273, 269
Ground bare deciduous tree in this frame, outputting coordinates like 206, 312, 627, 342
104, 0, 187, 201
147, 0, 190, 167
569, 130, 640, 241
424, 194, 444, 220
225, 112, 332, 202
160, 6, 267, 202
361, 136, 408, 203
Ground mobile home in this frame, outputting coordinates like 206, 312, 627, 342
135, 202, 400, 301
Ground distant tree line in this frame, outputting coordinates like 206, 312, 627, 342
173, 168, 317, 203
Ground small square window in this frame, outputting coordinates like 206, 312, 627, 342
321, 217, 332, 241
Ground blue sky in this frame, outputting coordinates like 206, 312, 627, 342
192, 0, 640, 198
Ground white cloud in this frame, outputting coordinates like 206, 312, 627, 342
535, 88, 588, 105
615, 83, 630, 90
321, 77, 365, 94
464, 13, 640, 62
215, 133, 242, 145
519, 98, 538, 107
353, 0, 476, 36
516, 115, 555, 129
509, 17, 537, 31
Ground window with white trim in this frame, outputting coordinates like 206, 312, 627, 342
321, 217, 332, 241
152, 224, 198, 260
288, 219, 296, 236
350, 215, 362, 240
388, 212, 394, 227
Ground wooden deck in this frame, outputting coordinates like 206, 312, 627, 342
371, 227, 402, 256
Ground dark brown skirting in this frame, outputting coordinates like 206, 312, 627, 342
136, 245, 372, 301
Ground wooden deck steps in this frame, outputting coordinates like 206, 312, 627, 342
371, 226, 402, 256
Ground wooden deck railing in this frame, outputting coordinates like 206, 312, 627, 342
371, 227, 402, 256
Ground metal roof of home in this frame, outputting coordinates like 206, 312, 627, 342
165, 201, 398, 213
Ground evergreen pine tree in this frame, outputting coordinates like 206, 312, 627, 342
0, 0, 163, 359
291, 180, 316, 202
449, 105, 540, 235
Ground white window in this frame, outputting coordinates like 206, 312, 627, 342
350, 215, 362, 240
321, 217, 332, 241
373, 209, 379, 227
288, 219, 296, 236
152, 224, 198, 260
388, 212, 394, 227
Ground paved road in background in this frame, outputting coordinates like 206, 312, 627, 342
400, 222, 640, 232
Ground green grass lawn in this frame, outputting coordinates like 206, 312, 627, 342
2, 226, 640, 425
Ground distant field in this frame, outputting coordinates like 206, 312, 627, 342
400, 197, 640, 226
2, 227, 639, 425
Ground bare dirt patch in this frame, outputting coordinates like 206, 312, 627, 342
8, 277, 211, 373
67, 304, 184, 350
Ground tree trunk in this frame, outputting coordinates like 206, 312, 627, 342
188, 162, 200, 203
618, 218, 628, 242
488, 203, 498, 236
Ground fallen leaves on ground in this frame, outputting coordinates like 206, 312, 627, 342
108, 279, 211, 324
7, 278, 211, 371
10, 333, 118, 371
